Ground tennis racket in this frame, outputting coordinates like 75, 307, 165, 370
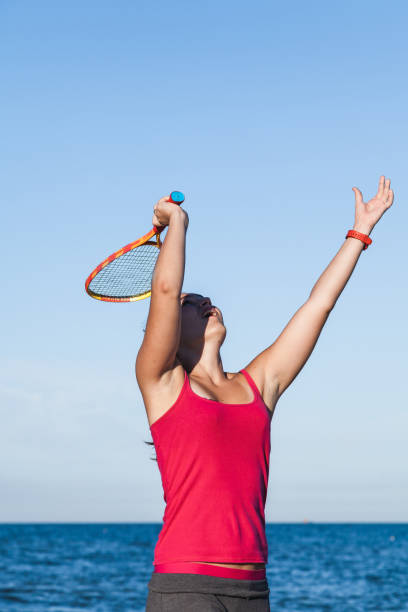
85, 191, 185, 302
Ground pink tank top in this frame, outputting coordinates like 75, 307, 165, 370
149, 368, 272, 566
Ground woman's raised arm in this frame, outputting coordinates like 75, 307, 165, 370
245, 176, 395, 407
136, 196, 189, 389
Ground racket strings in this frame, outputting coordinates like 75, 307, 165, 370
88, 244, 160, 298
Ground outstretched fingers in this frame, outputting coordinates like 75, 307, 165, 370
376, 175, 394, 208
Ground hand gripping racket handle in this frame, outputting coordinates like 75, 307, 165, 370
153, 190, 185, 234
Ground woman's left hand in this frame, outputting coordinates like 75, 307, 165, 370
352, 175, 394, 234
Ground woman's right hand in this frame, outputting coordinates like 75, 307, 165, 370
152, 196, 188, 229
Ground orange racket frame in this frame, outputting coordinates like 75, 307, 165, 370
85, 192, 184, 303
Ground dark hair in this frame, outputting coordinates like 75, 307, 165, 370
145, 439, 157, 461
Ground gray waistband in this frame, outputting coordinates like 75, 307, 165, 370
148, 572, 270, 598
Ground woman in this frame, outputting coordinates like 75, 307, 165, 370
137, 177, 394, 611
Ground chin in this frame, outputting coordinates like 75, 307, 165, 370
206, 323, 226, 343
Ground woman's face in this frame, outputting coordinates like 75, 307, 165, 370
179, 293, 226, 349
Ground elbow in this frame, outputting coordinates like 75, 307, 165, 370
152, 279, 180, 297
309, 294, 335, 313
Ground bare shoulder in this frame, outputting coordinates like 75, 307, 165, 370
241, 361, 280, 414
137, 363, 185, 428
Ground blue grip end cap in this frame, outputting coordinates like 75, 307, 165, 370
170, 191, 185, 204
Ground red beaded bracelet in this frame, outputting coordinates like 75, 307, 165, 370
345, 230, 372, 250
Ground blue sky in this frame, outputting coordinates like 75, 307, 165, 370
1, 0, 407, 522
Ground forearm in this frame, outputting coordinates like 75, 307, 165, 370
309, 223, 373, 310
152, 208, 188, 295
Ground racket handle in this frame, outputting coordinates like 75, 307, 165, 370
154, 191, 185, 234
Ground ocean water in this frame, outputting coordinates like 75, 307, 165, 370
0, 523, 406, 611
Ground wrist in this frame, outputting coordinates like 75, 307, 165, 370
353, 224, 373, 236
169, 206, 189, 228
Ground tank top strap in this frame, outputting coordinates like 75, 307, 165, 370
239, 368, 262, 400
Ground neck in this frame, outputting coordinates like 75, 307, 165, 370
178, 342, 226, 384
